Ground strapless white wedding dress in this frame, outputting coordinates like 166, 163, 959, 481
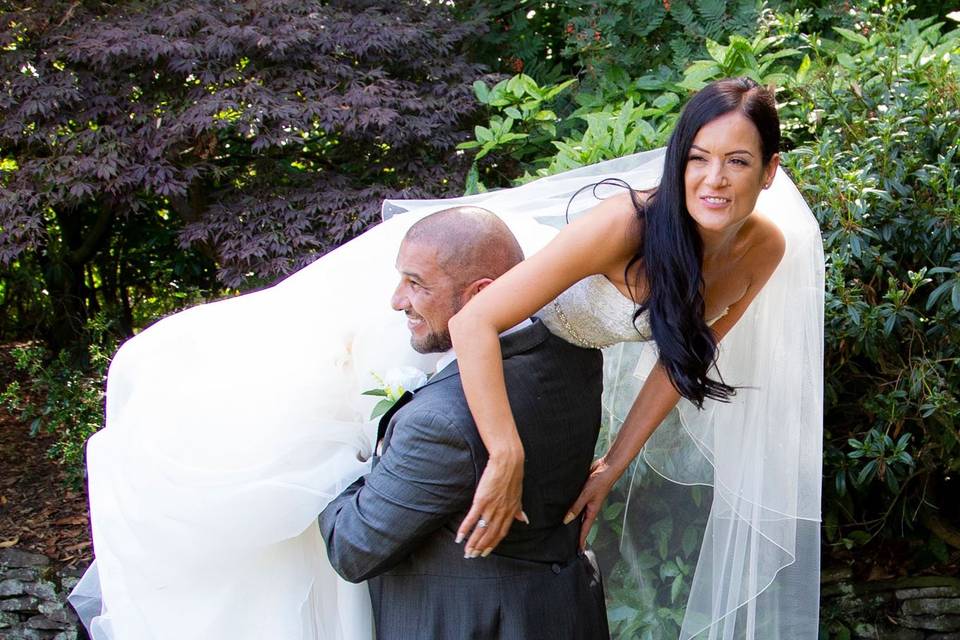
72, 148, 823, 640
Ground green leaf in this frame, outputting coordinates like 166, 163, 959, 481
653, 92, 680, 111
542, 77, 577, 101
857, 459, 878, 486
837, 53, 857, 70
472, 80, 490, 104
518, 74, 541, 99
681, 526, 699, 557
926, 280, 954, 309
796, 55, 811, 83
883, 313, 897, 336
369, 398, 394, 420
885, 470, 900, 494
705, 39, 727, 64
833, 27, 870, 46
671, 575, 685, 603
361, 388, 388, 397
684, 60, 723, 84
506, 75, 526, 99
474, 125, 493, 144
463, 162, 482, 196
602, 501, 626, 521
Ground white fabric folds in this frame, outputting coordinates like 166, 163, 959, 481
73, 147, 822, 640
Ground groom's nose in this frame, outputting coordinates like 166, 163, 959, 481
390, 283, 408, 312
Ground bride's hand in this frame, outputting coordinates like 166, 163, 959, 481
564, 457, 620, 550
457, 452, 527, 557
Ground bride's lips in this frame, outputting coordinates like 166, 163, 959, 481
699, 194, 731, 209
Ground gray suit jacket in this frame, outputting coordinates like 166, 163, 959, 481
318, 318, 609, 640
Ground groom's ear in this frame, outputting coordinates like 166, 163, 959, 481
462, 278, 494, 303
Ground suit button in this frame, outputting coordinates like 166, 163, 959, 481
551, 563, 561, 575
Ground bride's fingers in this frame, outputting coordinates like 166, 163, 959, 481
456, 504, 483, 545
578, 500, 600, 551
563, 493, 587, 525
467, 509, 512, 557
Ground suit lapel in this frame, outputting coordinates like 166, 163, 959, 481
376, 390, 415, 444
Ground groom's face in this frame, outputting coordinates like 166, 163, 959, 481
392, 239, 467, 354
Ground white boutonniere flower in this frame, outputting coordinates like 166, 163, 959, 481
363, 366, 429, 419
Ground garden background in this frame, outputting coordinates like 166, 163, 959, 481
0, 1, 958, 638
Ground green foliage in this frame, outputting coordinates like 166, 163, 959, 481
590, 457, 707, 639
781, 2, 960, 551
456, 0, 765, 87
458, 11, 811, 190
1, 316, 116, 483
678, 33, 803, 90
458, 74, 577, 191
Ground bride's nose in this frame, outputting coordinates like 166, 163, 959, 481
705, 160, 728, 188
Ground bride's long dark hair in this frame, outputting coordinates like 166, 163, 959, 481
631, 77, 780, 407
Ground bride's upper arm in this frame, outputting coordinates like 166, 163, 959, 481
457, 192, 641, 332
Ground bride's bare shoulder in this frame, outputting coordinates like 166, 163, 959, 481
572, 189, 646, 239
743, 211, 786, 279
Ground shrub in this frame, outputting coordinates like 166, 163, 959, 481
455, 0, 765, 85
782, 4, 960, 560
1, 316, 116, 482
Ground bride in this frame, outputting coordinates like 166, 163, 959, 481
71, 77, 822, 639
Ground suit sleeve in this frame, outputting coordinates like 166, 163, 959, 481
317, 410, 476, 583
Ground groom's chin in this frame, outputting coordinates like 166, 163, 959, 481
410, 332, 451, 355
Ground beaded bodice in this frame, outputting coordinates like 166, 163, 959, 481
538, 275, 730, 350
538, 275, 649, 349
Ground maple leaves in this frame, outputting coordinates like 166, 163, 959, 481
0, 0, 490, 346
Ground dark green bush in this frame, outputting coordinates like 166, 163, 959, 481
782, 4, 960, 559
1, 316, 115, 483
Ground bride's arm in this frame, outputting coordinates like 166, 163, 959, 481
567, 218, 787, 548
449, 194, 640, 557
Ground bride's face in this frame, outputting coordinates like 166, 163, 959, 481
683, 111, 778, 233
391, 239, 466, 354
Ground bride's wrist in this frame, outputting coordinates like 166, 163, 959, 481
487, 439, 525, 466
599, 452, 630, 479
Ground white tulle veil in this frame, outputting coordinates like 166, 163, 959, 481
73, 147, 821, 640
382, 147, 824, 639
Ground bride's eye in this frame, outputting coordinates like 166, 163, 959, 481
688, 154, 706, 162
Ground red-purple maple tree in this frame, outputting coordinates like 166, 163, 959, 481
0, 0, 487, 348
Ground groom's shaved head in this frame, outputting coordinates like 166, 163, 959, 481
392, 207, 525, 353
403, 207, 524, 285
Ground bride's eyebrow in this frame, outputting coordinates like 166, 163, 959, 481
690, 144, 754, 156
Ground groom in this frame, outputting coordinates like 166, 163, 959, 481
318, 207, 610, 639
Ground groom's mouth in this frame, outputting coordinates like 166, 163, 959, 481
405, 314, 424, 331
